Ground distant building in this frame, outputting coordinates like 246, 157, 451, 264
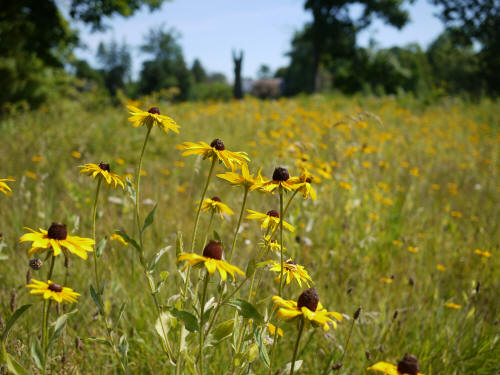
250, 78, 283, 99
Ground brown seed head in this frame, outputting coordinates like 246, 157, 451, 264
297, 288, 319, 312
29, 258, 43, 270
148, 107, 160, 115
211, 196, 222, 202
354, 306, 361, 320
47, 223, 67, 240
48, 283, 63, 293
98, 162, 110, 172
267, 210, 279, 218
272, 166, 289, 181
210, 138, 225, 151
397, 354, 419, 375
203, 240, 223, 260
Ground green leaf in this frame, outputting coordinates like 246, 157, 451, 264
118, 334, 129, 364
96, 236, 108, 258
142, 203, 158, 233
30, 339, 43, 370
176, 231, 184, 256
85, 337, 112, 347
48, 309, 77, 350
254, 327, 270, 368
90, 285, 103, 314
226, 299, 264, 324
1, 304, 32, 342
283, 360, 303, 373
2, 343, 28, 375
166, 307, 199, 332
125, 177, 136, 202
208, 319, 234, 345
213, 230, 222, 243
148, 246, 171, 271
116, 230, 141, 253
113, 303, 127, 330
246, 259, 257, 278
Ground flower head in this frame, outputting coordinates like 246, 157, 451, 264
201, 197, 234, 218
20, 223, 94, 260
177, 241, 245, 281
180, 139, 249, 170
272, 288, 342, 331
79, 163, 125, 189
367, 354, 424, 375
127, 105, 179, 133
26, 279, 80, 303
246, 209, 295, 232
251, 166, 301, 193
0, 178, 14, 196
288, 169, 317, 200
217, 163, 265, 189
268, 259, 313, 287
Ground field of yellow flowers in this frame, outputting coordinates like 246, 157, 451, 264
0, 94, 499, 374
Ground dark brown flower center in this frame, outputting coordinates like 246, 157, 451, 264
272, 167, 289, 181
397, 354, 419, 375
29, 258, 43, 270
203, 240, 223, 260
47, 223, 67, 240
48, 283, 63, 293
267, 210, 279, 218
210, 138, 225, 151
306, 177, 312, 183
286, 260, 297, 265
211, 196, 222, 202
297, 288, 319, 312
148, 107, 160, 114
99, 162, 110, 172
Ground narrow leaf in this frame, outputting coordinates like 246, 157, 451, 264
176, 231, 184, 256
166, 307, 199, 332
30, 339, 43, 370
1, 304, 32, 342
142, 203, 158, 233
96, 237, 107, 258
113, 303, 127, 330
254, 327, 270, 368
90, 285, 103, 314
85, 337, 112, 347
116, 231, 141, 253
226, 299, 264, 323
148, 246, 171, 271
48, 309, 77, 349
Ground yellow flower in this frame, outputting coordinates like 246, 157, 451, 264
110, 233, 128, 245
251, 166, 300, 193
381, 277, 393, 284
267, 323, 283, 337
436, 264, 446, 272
24, 171, 37, 180
177, 241, 244, 281
246, 209, 295, 232
0, 178, 14, 195
200, 197, 234, 218
268, 259, 312, 287
20, 223, 94, 260
474, 249, 491, 258
71, 151, 82, 159
392, 240, 403, 247
32, 156, 44, 162
127, 105, 179, 133
264, 236, 286, 253
445, 302, 462, 309
180, 139, 249, 170
367, 358, 425, 375
288, 169, 317, 200
217, 163, 265, 189
78, 163, 125, 189
26, 279, 80, 304
408, 246, 419, 253
272, 289, 342, 331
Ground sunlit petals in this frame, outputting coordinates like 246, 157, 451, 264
78, 163, 125, 189
26, 279, 80, 304
127, 105, 179, 133
177, 252, 245, 281
0, 178, 14, 196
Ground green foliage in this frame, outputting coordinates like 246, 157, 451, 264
96, 40, 132, 96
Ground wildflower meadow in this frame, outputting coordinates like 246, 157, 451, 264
0, 94, 498, 374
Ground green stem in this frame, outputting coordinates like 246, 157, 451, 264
135, 125, 152, 251
228, 186, 249, 263
290, 318, 305, 375
278, 187, 285, 296
199, 273, 210, 375
41, 255, 55, 375
92, 178, 102, 291
203, 211, 215, 248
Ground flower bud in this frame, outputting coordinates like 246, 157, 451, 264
29, 258, 43, 270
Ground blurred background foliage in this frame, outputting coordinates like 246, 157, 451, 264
0, 0, 498, 112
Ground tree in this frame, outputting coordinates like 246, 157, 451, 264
430, 0, 499, 94
232, 50, 244, 99
304, 0, 411, 92
257, 65, 272, 79
96, 40, 132, 95
191, 59, 207, 83
138, 27, 193, 101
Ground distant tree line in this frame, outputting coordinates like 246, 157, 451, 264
0, 0, 498, 111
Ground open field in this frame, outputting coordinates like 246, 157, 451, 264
1, 94, 499, 374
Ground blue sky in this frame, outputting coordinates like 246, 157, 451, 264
72, 0, 444, 80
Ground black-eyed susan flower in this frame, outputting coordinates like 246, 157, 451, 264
200, 197, 234, 218
367, 354, 423, 375
251, 166, 300, 193
26, 279, 80, 303
288, 169, 317, 200
268, 259, 312, 287
272, 288, 342, 331
217, 163, 265, 189
20, 223, 94, 260
0, 178, 14, 195
180, 139, 249, 170
246, 209, 295, 232
127, 105, 179, 133
79, 162, 125, 189
177, 241, 245, 281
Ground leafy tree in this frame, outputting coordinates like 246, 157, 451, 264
96, 40, 132, 95
138, 27, 193, 101
257, 65, 272, 79
304, 0, 411, 92
430, 0, 499, 94
191, 59, 207, 83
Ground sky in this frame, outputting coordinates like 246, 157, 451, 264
72, 0, 444, 81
